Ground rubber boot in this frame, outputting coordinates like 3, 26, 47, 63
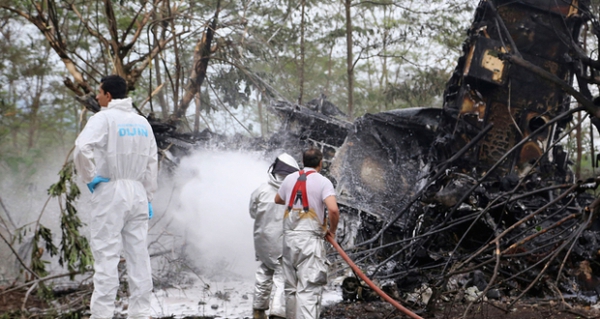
253, 309, 268, 319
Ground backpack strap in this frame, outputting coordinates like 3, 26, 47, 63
287, 170, 316, 212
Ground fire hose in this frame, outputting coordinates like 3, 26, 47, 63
325, 234, 424, 319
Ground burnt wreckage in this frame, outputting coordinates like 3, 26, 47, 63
267, 0, 600, 309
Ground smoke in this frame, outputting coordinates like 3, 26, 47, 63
0, 147, 71, 281
1, 147, 273, 284
160, 150, 270, 279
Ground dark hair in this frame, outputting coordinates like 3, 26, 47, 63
303, 148, 322, 168
100, 75, 127, 99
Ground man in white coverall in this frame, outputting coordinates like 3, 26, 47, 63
74, 75, 158, 319
274, 148, 339, 319
250, 153, 300, 319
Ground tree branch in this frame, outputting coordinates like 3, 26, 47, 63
121, 0, 163, 55
67, 2, 112, 50
0, 4, 92, 95
125, 32, 184, 87
177, 1, 220, 118
102, 0, 119, 51
0, 228, 39, 280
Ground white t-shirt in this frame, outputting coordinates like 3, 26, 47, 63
277, 167, 336, 223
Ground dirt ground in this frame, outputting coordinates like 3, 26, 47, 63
321, 299, 600, 319
0, 289, 48, 310
3, 287, 600, 319
0, 286, 90, 318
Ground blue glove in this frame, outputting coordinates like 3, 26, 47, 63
87, 176, 110, 193
148, 202, 153, 219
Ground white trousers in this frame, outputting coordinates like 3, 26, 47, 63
282, 210, 329, 319
89, 180, 153, 319
253, 262, 286, 317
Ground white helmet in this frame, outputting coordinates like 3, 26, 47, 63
269, 152, 299, 177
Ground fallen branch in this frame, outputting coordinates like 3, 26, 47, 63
0, 271, 81, 296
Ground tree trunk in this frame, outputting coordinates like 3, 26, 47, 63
326, 44, 334, 96
194, 91, 201, 133
170, 0, 181, 116
576, 27, 587, 179
8, 80, 18, 149
177, 0, 220, 119
381, 27, 389, 112
592, 122, 596, 173
298, 0, 306, 105
28, 74, 45, 149
258, 91, 265, 137
152, 8, 169, 119
576, 111, 582, 179
345, 0, 354, 120
154, 54, 169, 118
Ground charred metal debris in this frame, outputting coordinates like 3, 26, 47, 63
265, 0, 600, 313
139, 0, 600, 314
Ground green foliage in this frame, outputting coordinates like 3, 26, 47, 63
49, 161, 93, 278
2, 149, 40, 176
563, 120, 600, 181
25, 160, 92, 280
210, 67, 251, 109
0, 24, 77, 176
383, 67, 450, 108
30, 225, 58, 277
1, 0, 477, 140
36, 281, 56, 300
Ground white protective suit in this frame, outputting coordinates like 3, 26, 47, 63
277, 168, 335, 319
74, 97, 158, 319
250, 155, 299, 318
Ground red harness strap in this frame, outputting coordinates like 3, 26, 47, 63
287, 170, 316, 212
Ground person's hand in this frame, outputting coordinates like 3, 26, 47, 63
87, 176, 110, 193
148, 202, 153, 219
